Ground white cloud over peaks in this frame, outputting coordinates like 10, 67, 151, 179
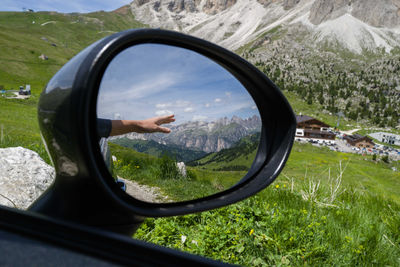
155, 110, 174, 116
251, 105, 257, 110
156, 103, 172, 109
192, 115, 208, 121
184, 107, 194, 113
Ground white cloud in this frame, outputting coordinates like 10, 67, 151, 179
184, 107, 194, 113
99, 72, 180, 106
205, 103, 210, 108
156, 103, 172, 109
214, 98, 222, 103
192, 115, 208, 121
252, 105, 257, 110
155, 110, 173, 116
225, 92, 232, 98
175, 100, 191, 107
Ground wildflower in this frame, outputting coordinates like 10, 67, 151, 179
275, 184, 280, 189
283, 184, 287, 188
181, 235, 187, 244
249, 229, 254, 236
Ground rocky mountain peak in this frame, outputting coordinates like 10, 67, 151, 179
309, 0, 400, 28
117, 115, 261, 153
202, 0, 237, 14
128, 0, 400, 53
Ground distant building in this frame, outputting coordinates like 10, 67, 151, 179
295, 115, 336, 143
369, 132, 400, 146
344, 134, 375, 148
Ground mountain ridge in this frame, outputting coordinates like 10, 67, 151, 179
129, 0, 400, 53
112, 115, 261, 153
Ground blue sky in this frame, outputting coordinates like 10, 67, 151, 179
1, 0, 132, 13
97, 44, 259, 124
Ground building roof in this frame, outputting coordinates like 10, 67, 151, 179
304, 129, 335, 136
344, 134, 374, 143
296, 115, 330, 128
295, 115, 314, 124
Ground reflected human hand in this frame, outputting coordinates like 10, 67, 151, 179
109, 115, 175, 136
138, 115, 176, 133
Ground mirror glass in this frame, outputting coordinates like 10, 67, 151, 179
97, 44, 261, 203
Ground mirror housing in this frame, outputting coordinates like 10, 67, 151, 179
30, 29, 296, 235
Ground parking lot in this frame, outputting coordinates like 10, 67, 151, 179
296, 138, 400, 161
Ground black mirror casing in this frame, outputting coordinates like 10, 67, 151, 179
30, 29, 296, 235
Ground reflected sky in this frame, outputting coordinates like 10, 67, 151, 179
97, 44, 259, 123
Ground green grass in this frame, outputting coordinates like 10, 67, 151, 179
0, 11, 145, 93
135, 187, 400, 266
135, 142, 400, 266
109, 143, 245, 201
0, 10, 145, 162
283, 91, 359, 131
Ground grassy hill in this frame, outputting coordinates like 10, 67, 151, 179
187, 132, 260, 171
0, 11, 145, 93
111, 138, 208, 163
0, 10, 145, 160
108, 142, 245, 201
135, 141, 400, 266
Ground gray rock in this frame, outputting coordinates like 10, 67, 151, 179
309, 0, 350, 25
309, 0, 400, 28
351, 0, 400, 28
0, 147, 55, 210
283, 0, 300, 10
202, 0, 237, 14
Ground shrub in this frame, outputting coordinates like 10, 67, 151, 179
159, 154, 180, 179
382, 155, 389, 163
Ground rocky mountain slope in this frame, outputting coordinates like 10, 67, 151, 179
112, 115, 261, 153
129, 0, 400, 53
127, 0, 400, 128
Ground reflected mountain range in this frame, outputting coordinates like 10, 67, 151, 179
111, 115, 261, 153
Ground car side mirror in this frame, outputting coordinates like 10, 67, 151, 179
29, 29, 296, 236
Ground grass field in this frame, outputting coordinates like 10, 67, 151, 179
134, 142, 400, 266
0, 10, 145, 161
109, 143, 245, 201
106, 138, 400, 265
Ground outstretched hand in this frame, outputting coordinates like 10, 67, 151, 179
138, 115, 176, 133
109, 115, 175, 136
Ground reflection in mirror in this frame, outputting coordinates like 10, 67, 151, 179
97, 44, 261, 203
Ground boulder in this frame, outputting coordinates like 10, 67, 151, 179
0, 147, 55, 210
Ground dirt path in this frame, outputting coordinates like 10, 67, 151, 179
118, 177, 171, 203
340, 128, 361, 135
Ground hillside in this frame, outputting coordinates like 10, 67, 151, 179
0, 10, 145, 159
130, 0, 400, 53
111, 138, 207, 162
0, 10, 145, 93
128, 0, 400, 129
187, 132, 260, 171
